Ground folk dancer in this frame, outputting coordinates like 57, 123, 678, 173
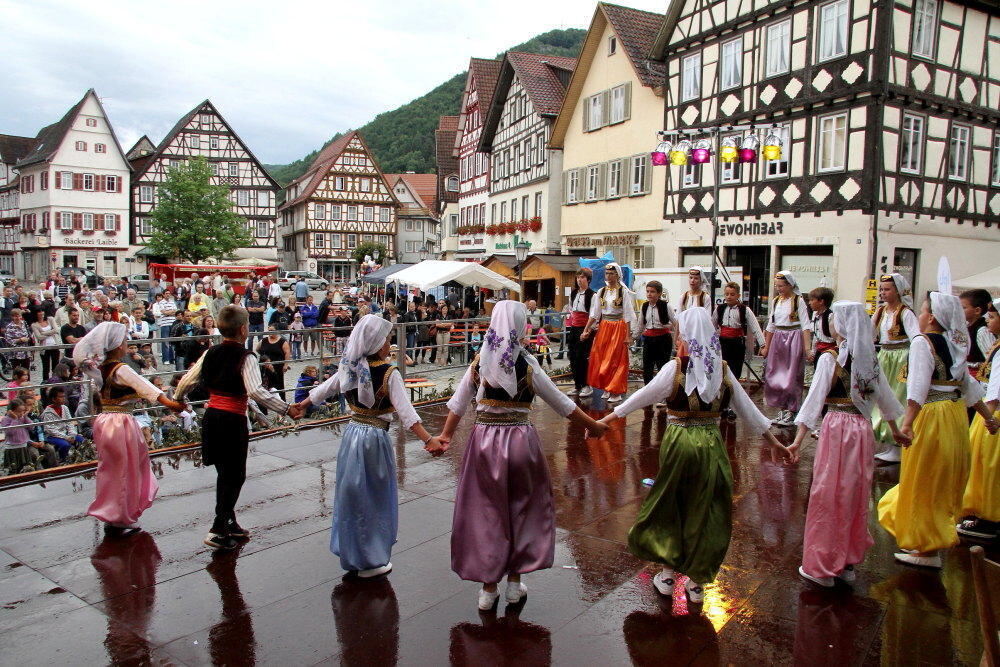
582, 263, 637, 403
565, 268, 595, 397
637, 280, 675, 387
807, 287, 838, 366
715, 281, 764, 381
676, 266, 712, 357
761, 271, 812, 427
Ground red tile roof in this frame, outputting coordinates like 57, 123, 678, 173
0, 134, 36, 166
468, 58, 503, 115
435, 116, 459, 205
385, 173, 438, 213
282, 131, 358, 209
601, 3, 667, 88
505, 52, 578, 117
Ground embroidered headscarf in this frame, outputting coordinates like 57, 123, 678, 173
832, 301, 881, 416
72, 321, 128, 390
478, 300, 527, 402
929, 291, 969, 382
678, 308, 723, 403
880, 272, 913, 308
775, 270, 801, 295
337, 314, 392, 407
600, 262, 625, 308
688, 266, 709, 290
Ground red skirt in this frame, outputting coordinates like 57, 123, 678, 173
587, 320, 630, 395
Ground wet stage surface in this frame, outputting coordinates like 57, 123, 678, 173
1, 381, 996, 665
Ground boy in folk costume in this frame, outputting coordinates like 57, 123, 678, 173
637, 281, 676, 386
715, 281, 764, 381
807, 287, 837, 366
958, 297, 1000, 540
870, 273, 920, 463
565, 268, 596, 397
959, 288, 996, 378
598, 309, 791, 604
877, 282, 998, 569
73, 322, 186, 536
789, 302, 906, 587
581, 263, 637, 403
432, 301, 607, 610
760, 271, 812, 426
176, 306, 303, 550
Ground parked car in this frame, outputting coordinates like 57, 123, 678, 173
58, 267, 102, 289
128, 273, 151, 291
277, 271, 328, 291
0, 271, 15, 285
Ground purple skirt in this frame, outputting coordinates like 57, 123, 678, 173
451, 422, 555, 583
764, 329, 805, 411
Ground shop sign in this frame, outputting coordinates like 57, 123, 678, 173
718, 221, 784, 236
62, 237, 121, 247
865, 278, 878, 315
565, 234, 640, 248
495, 235, 532, 251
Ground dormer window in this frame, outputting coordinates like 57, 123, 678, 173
446, 175, 459, 191
608, 35, 617, 55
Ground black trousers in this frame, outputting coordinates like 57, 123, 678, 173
202, 408, 250, 532
566, 326, 593, 390
720, 336, 746, 380
642, 333, 672, 385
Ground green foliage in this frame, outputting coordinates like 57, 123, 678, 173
351, 242, 389, 265
147, 156, 254, 264
264, 28, 586, 186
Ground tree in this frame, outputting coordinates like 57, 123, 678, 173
146, 156, 253, 264
351, 242, 390, 266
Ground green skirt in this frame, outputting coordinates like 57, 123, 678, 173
627, 423, 733, 584
872, 347, 908, 444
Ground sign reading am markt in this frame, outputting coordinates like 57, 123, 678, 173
565, 234, 640, 247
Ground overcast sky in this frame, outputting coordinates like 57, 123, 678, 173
1, 0, 667, 165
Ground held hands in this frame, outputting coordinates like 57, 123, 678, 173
586, 420, 608, 439
785, 442, 801, 465
425, 433, 450, 455
898, 425, 915, 446
286, 403, 306, 420
759, 345, 769, 359
985, 417, 1000, 436
806, 351, 816, 363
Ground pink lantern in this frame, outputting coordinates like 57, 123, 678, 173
650, 140, 671, 166
690, 139, 712, 164
739, 135, 759, 163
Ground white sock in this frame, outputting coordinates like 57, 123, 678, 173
661, 567, 674, 580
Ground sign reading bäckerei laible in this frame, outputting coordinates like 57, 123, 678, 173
564, 234, 640, 247
717, 221, 785, 236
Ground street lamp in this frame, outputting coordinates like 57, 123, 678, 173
514, 240, 530, 301
419, 245, 429, 262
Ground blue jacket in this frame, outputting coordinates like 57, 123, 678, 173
298, 304, 319, 327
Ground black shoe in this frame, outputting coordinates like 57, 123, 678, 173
957, 518, 999, 540
226, 519, 250, 539
204, 532, 239, 550
104, 523, 141, 537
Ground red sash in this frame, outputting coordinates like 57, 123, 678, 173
207, 392, 248, 415
816, 341, 838, 354
567, 311, 588, 328
643, 328, 670, 337
720, 326, 744, 339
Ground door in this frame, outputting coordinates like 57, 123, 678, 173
726, 246, 769, 314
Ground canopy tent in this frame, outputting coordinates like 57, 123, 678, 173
954, 266, 1000, 295
228, 257, 281, 267
386, 260, 520, 292
361, 263, 413, 285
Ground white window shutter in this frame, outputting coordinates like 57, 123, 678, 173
601, 90, 611, 127
598, 162, 608, 199
623, 82, 632, 121
582, 97, 590, 132
642, 155, 652, 194
563, 171, 570, 204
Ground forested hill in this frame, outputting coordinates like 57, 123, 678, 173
265, 28, 586, 186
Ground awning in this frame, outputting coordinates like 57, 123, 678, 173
361, 263, 413, 285
954, 266, 1000, 295
386, 260, 520, 292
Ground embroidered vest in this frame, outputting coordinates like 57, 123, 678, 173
99, 362, 138, 406
771, 294, 801, 323
874, 305, 913, 342
597, 285, 623, 310
979, 341, 1000, 383
472, 352, 535, 408
681, 292, 707, 310
346, 359, 396, 416
665, 357, 732, 414
901, 333, 959, 385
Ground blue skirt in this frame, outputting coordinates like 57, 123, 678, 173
331, 422, 398, 571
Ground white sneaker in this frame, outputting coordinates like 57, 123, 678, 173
894, 552, 942, 569
798, 566, 834, 588
652, 570, 675, 596
810, 429, 820, 440
771, 410, 786, 425
781, 411, 798, 427
608, 394, 623, 403
567, 388, 580, 396
358, 562, 392, 578
478, 587, 501, 610
684, 578, 705, 603
505, 581, 527, 604
875, 446, 902, 463
579, 387, 593, 397
837, 564, 856, 583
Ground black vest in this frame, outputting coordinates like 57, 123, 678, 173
981, 342, 1000, 384
715, 302, 748, 333
665, 357, 732, 413
825, 351, 851, 399
99, 362, 138, 405
569, 288, 594, 314
346, 359, 396, 415
968, 318, 988, 363
814, 310, 832, 337
925, 333, 956, 381
642, 300, 671, 327
473, 352, 535, 408
201, 341, 251, 396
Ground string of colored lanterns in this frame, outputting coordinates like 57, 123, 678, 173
650, 132, 783, 166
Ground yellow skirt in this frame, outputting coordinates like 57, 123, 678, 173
877, 398, 970, 552
962, 410, 1000, 522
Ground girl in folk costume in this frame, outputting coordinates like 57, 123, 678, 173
294, 315, 442, 577
871, 273, 920, 463
761, 271, 812, 426
599, 309, 791, 604
73, 322, 185, 535
877, 285, 998, 568
581, 263, 637, 403
716, 282, 764, 381
807, 287, 837, 366
565, 268, 596, 397
678, 266, 711, 313
789, 302, 906, 587
958, 298, 1000, 540
637, 281, 676, 386
433, 301, 607, 610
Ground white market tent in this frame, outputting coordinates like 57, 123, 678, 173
954, 266, 1000, 295
386, 260, 520, 292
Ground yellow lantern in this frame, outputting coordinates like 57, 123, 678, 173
762, 132, 783, 161
669, 140, 691, 166
719, 137, 739, 163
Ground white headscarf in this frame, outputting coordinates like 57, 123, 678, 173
929, 291, 969, 382
678, 308, 723, 403
881, 272, 913, 308
603, 262, 624, 289
337, 314, 392, 407
775, 270, 801, 295
478, 300, 527, 402
72, 321, 128, 390
832, 301, 881, 416
688, 266, 709, 290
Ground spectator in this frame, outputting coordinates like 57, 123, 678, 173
169, 310, 195, 371
31, 308, 60, 380
0, 286, 15, 327
59, 308, 87, 359
210, 289, 228, 318
54, 293, 80, 328
269, 300, 292, 331
257, 325, 291, 400
294, 275, 310, 301
97, 277, 116, 297
123, 343, 145, 373
402, 301, 419, 359
245, 289, 266, 350
201, 314, 220, 338
211, 271, 224, 294
332, 307, 353, 356
299, 295, 320, 357
53, 277, 71, 304
127, 306, 151, 340
293, 365, 319, 415
3, 399, 58, 471
3, 308, 33, 371
187, 283, 211, 313
268, 275, 283, 301
6, 367, 30, 402
42, 387, 84, 462
120, 289, 143, 316
153, 290, 178, 364
435, 303, 454, 366
184, 327, 211, 369
39, 290, 57, 319
42, 362, 73, 409
289, 312, 305, 360
174, 279, 190, 310
147, 278, 164, 301
76, 296, 96, 330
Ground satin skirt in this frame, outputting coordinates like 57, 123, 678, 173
872, 347, 908, 444
962, 410, 1000, 522
451, 423, 555, 583
801, 411, 876, 578
628, 424, 732, 584
878, 399, 970, 552
87, 413, 159, 526
587, 319, 630, 395
331, 423, 398, 571
764, 329, 804, 411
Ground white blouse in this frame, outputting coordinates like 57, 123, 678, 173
906, 335, 984, 406
588, 286, 638, 329
678, 291, 711, 312
766, 296, 810, 332
873, 306, 920, 343
986, 351, 1000, 403
793, 353, 903, 430
308, 368, 421, 429
569, 291, 590, 314
719, 304, 766, 346
108, 364, 163, 403
638, 301, 677, 332
612, 360, 772, 435
447, 353, 576, 417
810, 310, 837, 344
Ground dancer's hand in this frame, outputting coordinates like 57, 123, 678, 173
899, 425, 914, 446
806, 351, 815, 362
586, 421, 608, 438
286, 403, 304, 420
424, 436, 448, 454
784, 442, 801, 464
759, 345, 769, 358
986, 417, 1000, 436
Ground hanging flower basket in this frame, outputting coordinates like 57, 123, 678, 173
517, 220, 530, 233
528, 217, 542, 233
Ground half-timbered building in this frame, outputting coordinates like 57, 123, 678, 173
480, 52, 577, 258
451, 58, 501, 261
435, 115, 462, 260
0, 134, 35, 275
128, 100, 279, 263
386, 173, 440, 263
551, 3, 666, 269
277, 131, 399, 282
650, 0, 1000, 304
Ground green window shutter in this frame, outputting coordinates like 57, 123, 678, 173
600, 90, 611, 127
582, 96, 590, 132
623, 82, 632, 121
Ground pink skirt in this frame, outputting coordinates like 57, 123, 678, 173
764, 329, 804, 411
801, 410, 875, 578
87, 412, 159, 526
